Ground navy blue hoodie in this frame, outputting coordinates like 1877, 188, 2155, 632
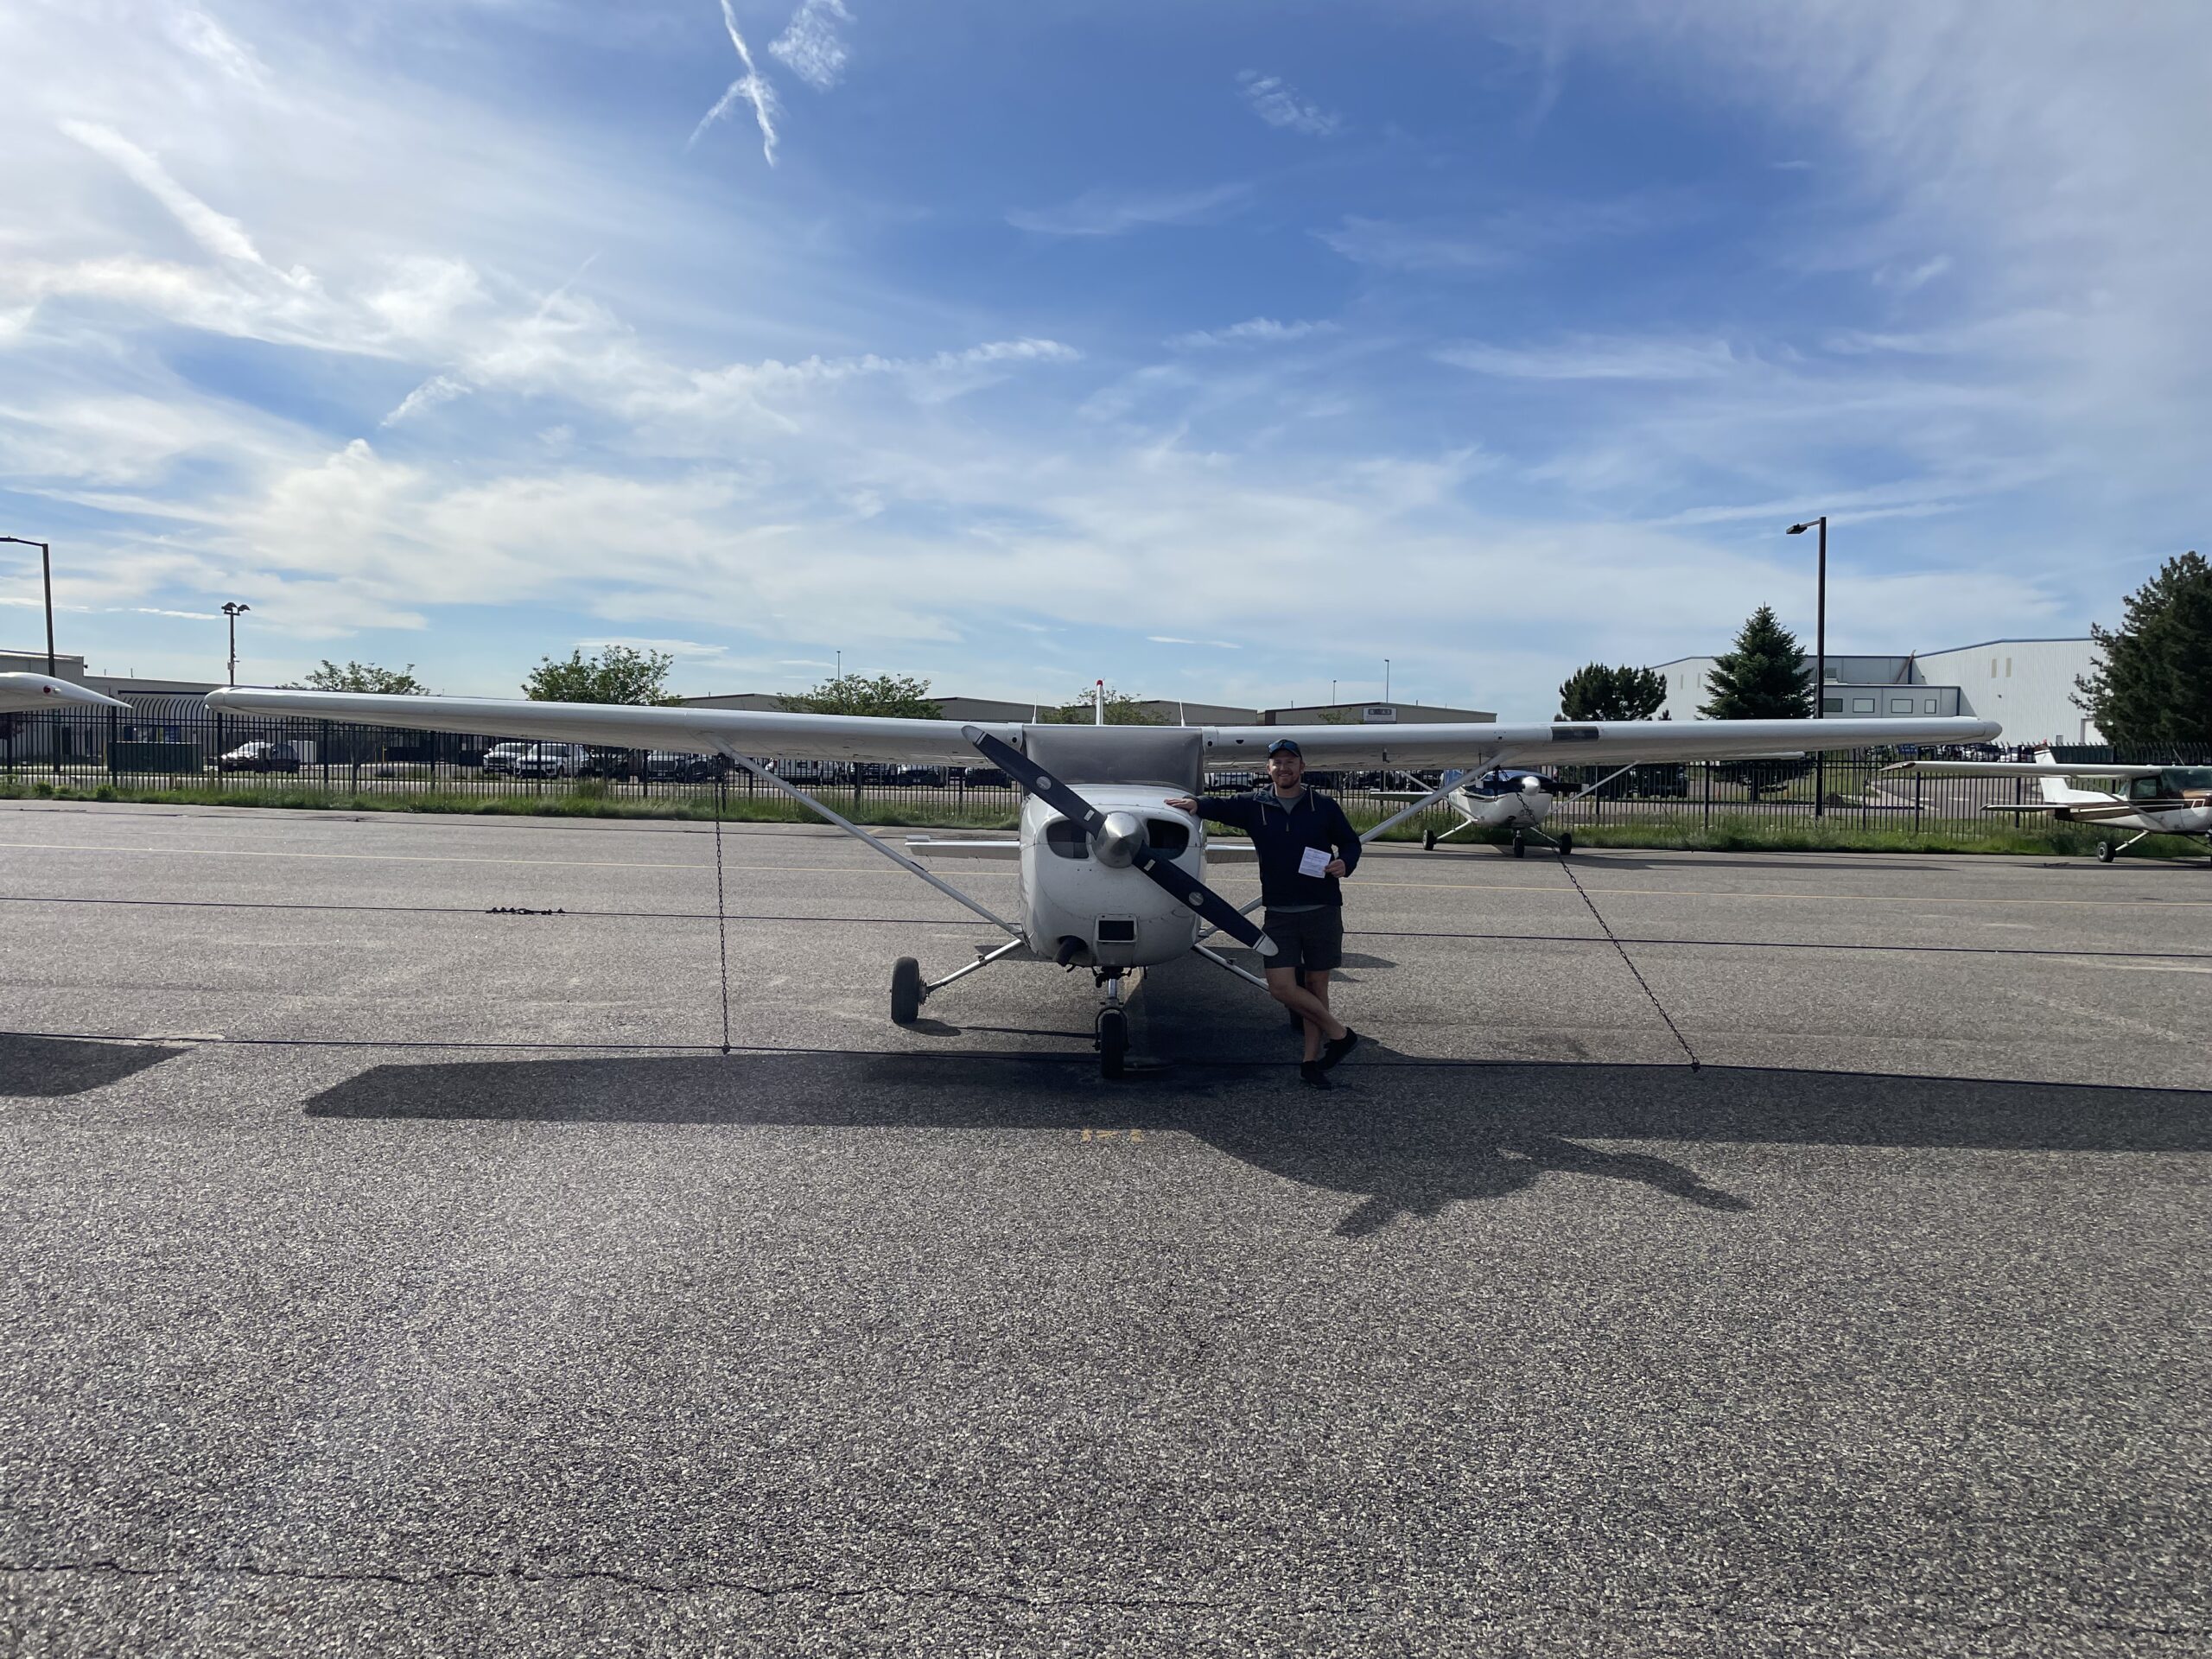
1192, 785, 1362, 908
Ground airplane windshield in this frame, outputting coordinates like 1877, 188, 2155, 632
2161, 767, 2212, 791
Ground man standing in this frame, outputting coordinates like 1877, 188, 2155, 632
1166, 738, 1362, 1087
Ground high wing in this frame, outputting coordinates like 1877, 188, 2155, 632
203, 688, 1019, 765
1887, 760, 2164, 779
0, 672, 129, 714
203, 692, 2001, 776
1202, 716, 2002, 771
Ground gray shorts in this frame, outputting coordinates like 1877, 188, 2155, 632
1261, 906, 1344, 973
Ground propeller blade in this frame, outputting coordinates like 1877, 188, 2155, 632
963, 728, 1275, 957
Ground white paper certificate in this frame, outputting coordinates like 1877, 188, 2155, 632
1298, 846, 1332, 879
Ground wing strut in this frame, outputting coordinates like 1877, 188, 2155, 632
704, 740, 1023, 938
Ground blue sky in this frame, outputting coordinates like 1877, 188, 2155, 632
2, 1, 2203, 718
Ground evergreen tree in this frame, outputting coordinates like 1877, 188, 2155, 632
2074, 551, 2212, 744
780, 672, 940, 718
1558, 663, 1667, 721
524, 645, 679, 704
1700, 606, 1813, 720
289, 660, 428, 694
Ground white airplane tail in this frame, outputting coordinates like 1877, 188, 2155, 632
2035, 747, 2109, 804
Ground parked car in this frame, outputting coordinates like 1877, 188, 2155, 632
216, 741, 303, 773
643, 749, 729, 782
481, 741, 535, 776
959, 766, 1011, 788
581, 747, 643, 780
512, 742, 589, 779
884, 765, 948, 787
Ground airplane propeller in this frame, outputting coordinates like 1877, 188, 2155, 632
963, 728, 1275, 957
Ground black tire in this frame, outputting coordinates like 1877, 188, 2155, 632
1422, 829, 1437, 851
1558, 831, 1573, 856
1097, 1007, 1128, 1079
2096, 842, 2115, 864
891, 957, 923, 1025
1512, 831, 1526, 858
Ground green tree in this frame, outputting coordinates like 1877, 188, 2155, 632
1699, 606, 1814, 720
524, 645, 679, 704
289, 660, 429, 694
1038, 684, 1164, 724
1558, 663, 1667, 721
2074, 550, 2212, 744
780, 672, 941, 717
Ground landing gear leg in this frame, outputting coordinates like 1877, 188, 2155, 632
1095, 969, 1129, 1079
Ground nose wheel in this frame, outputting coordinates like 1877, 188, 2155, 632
1096, 1007, 1128, 1078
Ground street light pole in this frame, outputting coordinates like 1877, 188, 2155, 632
222, 601, 251, 685
1788, 516, 1828, 817
0, 537, 54, 676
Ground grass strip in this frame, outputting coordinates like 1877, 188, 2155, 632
3, 777, 2204, 860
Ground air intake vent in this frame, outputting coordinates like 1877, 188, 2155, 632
1096, 918, 1136, 944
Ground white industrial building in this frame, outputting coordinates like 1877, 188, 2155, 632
1652, 638, 2103, 746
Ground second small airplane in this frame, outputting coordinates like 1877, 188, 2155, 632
1376, 767, 1569, 857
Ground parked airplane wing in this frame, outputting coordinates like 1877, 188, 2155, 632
1888, 760, 2165, 778
0, 672, 130, 713
1202, 716, 2003, 772
203, 688, 1017, 766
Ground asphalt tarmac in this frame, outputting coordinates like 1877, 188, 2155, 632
3, 800, 2206, 1656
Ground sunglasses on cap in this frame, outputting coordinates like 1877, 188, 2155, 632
1266, 740, 1302, 757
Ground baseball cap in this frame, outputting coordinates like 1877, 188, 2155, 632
1266, 738, 1302, 756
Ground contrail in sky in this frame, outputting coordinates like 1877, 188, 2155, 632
690, 0, 781, 165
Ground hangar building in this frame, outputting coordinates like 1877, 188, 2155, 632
1651, 638, 2103, 746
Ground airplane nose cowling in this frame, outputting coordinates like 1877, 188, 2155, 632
1093, 810, 1147, 868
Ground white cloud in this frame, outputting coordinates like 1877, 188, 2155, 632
1236, 71, 1341, 137
381, 374, 472, 426
770, 0, 853, 92
1873, 254, 1952, 291
1314, 200, 1665, 272
1168, 317, 1336, 349
166, 5, 269, 92
60, 119, 299, 279
1149, 636, 1242, 649
690, 0, 781, 165
1008, 183, 1246, 238
1438, 336, 1739, 381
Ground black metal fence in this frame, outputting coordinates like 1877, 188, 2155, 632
4, 706, 2208, 836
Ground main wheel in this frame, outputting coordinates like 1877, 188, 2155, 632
1422, 828, 1437, 851
1096, 1007, 1128, 1079
1511, 830, 1526, 858
891, 957, 923, 1024
2095, 842, 2116, 864
1558, 830, 1573, 856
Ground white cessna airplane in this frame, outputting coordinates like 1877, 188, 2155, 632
206, 686, 1999, 1074
0, 671, 129, 714
1888, 747, 2212, 864
1375, 766, 1568, 857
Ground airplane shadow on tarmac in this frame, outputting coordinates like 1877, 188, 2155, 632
1, 1033, 185, 1097
303, 1048, 2212, 1239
